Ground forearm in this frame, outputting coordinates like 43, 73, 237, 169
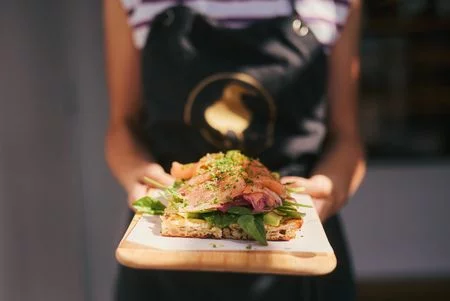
311, 134, 366, 218
105, 121, 154, 191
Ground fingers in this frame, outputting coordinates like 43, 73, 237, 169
126, 163, 174, 210
281, 175, 333, 199
128, 183, 160, 208
155, 172, 176, 186
138, 163, 175, 187
309, 175, 333, 198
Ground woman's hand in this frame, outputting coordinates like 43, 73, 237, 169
127, 163, 175, 207
281, 175, 335, 222
104, 121, 175, 208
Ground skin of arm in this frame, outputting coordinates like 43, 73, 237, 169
103, 0, 174, 206
281, 0, 366, 221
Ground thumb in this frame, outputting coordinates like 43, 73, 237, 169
128, 183, 149, 209
128, 184, 161, 209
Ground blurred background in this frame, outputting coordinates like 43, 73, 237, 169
0, 0, 449, 300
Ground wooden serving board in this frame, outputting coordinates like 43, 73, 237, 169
116, 195, 336, 276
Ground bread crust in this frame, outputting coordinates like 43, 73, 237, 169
160, 214, 303, 241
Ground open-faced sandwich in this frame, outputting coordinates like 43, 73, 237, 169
133, 151, 309, 245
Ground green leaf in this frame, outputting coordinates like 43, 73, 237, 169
276, 207, 305, 218
274, 209, 287, 216
237, 215, 267, 245
277, 206, 297, 212
132, 196, 166, 215
276, 200, 308, 218
254, 215, 266, 238
283, 200, 313, 208
227, 206, 253, 215
202, 212, 239, 228
287, 211, 305, 218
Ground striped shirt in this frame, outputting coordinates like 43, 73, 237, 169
120, 0, 351, 51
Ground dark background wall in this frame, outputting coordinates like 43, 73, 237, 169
0, 1, 449, 300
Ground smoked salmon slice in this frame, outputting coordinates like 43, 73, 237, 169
170, 151, 287, 213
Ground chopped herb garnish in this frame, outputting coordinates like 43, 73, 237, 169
244, 177, 254, 184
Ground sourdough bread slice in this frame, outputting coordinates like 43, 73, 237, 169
160, 214, 303, 241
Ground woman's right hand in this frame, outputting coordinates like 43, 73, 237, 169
127, 163, 175, 207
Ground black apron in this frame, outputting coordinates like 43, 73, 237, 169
117, 2, 356, 300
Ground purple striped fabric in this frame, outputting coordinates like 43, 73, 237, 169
124, 0, 351, 48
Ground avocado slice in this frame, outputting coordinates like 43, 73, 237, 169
263, 212, 282, 227
177, 212, 201, 219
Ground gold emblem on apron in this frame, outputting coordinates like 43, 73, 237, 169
184, 73, 276, 150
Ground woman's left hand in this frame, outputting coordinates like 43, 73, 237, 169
281, 175, 335, 222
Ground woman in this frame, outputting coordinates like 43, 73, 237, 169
104, 0, 366, 300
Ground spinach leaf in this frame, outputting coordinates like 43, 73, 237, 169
132, 196, 166, 215
237, 215, 267, 245
227, 206, 253, 215
254, 215, 266, 239
202, 212, 239, 228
